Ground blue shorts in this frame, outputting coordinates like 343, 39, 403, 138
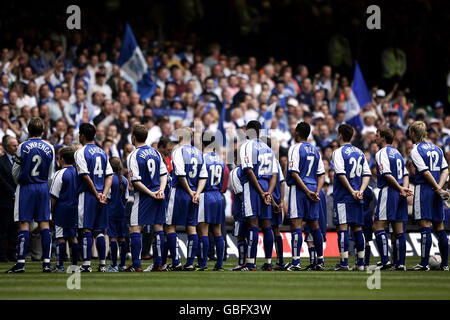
287, 184, 319, 221
77, 191, 108, 230
413, 183, 444, 222
166, 187, 199, 226
198, 191, 224, 225
55, 225, 77, 238
233, 219, 248, 238
333, 201, 364, 226
14, 183, 50, 222
130, 192, 165, 226
53, 204, 77, 229
108, 219, 128, 238
242, 180, 271, 220
363, 210, 373, 240
271, 211, 283, 226
375, 186, 408, 222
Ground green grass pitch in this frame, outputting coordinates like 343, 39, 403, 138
0, 257, 449, 300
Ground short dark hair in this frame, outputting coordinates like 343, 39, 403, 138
295, 122, 311, 139
338, 124, 354, 142
158, 137, 172, 149
79, 123, 96, 141
28, 117, 44, 137
59, 147, 75, 165
202, 131, 216, 146
133, 124, 148, 143
378, 126, 394, 144
246, 120, 262, 138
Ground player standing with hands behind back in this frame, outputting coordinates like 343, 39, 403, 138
408, 121, 449, 271
331, 124, 371, 271
75, 123, 113, 272
7, 117, 55, 273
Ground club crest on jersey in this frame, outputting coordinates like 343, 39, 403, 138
244, 156, 250, 163
289, 161, 294, 168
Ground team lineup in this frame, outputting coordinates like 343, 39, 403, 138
5, 117, 450, 273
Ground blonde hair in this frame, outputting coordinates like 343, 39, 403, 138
409, 121, 427, 143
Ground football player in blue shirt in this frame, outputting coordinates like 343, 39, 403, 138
166, 127, 208, 271
127, 125, 167, 272
408, 121, 449, 271
196, 132, 226, 271
331, 124, 371, 271
106, 157, 129, 272
50, 147, 79, 273
373, 127, 412, 270
75, 123, 113, 272
286, 122, 325, 271
239, 120, 278, 271
7, 117, 55, 273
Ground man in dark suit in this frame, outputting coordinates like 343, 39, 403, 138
0, 135, 18, 262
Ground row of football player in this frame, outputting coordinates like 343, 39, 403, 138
5, 117, 450, 273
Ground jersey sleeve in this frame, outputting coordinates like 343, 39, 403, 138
199, 155, 208, 179
362, 156, 371, 176
375, 148, 391, 175
332, 148, 346, 175
410, 145, 428, 173
127, 150, 142, 182
12, 142, 23, 184
403, 159, 409, 177
288, 144, 300, 173
441, 148, 448, 170
271, 152, 278, 175
172, 147, 186, 176
230, 169, 243, 194
158, 151, 168, 176
278, 161, 285, 182
50, 169, 64, 198
48, 144, 56, 182
317, 153, 325, 175
75, 148, 89, 175
240, 141, 253, 170
105, 158, 113, 176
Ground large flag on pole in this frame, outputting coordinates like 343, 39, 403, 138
117, 23, 155, 100
345, 61, 372, 132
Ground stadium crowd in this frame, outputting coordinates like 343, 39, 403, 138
0, 31, 449, 263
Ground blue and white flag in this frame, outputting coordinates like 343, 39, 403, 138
261, 102, 277, 129
73, 103, 84, 137
345, 61, 372, 131
117, 24, 156, 100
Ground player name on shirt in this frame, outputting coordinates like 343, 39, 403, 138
87, 146, 104, 156
138, 148, 158, 159
22, 141, 52, 155
343, 145, 360, 156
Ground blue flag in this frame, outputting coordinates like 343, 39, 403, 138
345, 61, 372, 131
117, 24, 155, 100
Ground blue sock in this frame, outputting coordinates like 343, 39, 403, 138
119, 240, 127, 267
82, 232, 93, 264
274, 235, 284, 266
186, 234, 198, 267
70, 242, 79, 266
291, 228, 302, 266
354, 230, 365, 266
154, 231, 164, 267
395, 233, 406, 266
246, 226, 259, 268
391, 235, 398, 265
374, 230, 389, 264
130, 232, 142, 268
308, 246, 316, 265
364, 244, 371, 266
237, 239, 247, 266
94, 231, 106, 266
40, 229, 52, 268
420, 227, 432, 266
437, 230, 448, 267
16, 230, 30, 267
312, 228, 324, 265
262, 227, 274, 263
214, 235, 224, 268
199, 236, 209, 268
110, 241, 118, 267
57, 241, 66, 267
162, 239, 168, 265
167, 233, 180, 266
337, 230, 349, 266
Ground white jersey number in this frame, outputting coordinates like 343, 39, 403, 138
93, 156, 104, 178
31, 155, 42, 177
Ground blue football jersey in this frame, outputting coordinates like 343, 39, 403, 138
410, 142, 448, 184
332, 144, 371, 203
171, 144, 207, 190
74, 143, 113, 192
203, 151, 225, 192
107, 173, 129, 220
128, 145, 167, 192
230, 167, 244, 218
273, 159, 285, 203
15, 138, 55, 184
50, 166, 78, 226
239, 139, 278, 183
375, 145, 408, 188
286, 142, 325, 186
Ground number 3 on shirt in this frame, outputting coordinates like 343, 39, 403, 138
93, 156, 104, 178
